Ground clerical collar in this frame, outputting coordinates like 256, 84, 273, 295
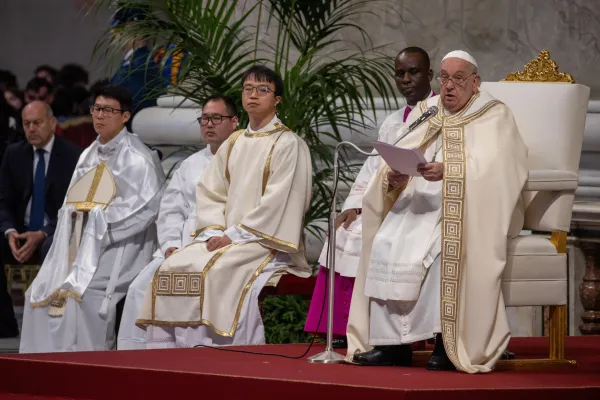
403, 90, 435, 122
97, 128, 127, 158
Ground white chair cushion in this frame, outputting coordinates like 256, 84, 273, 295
524, 170, 579, 191
502, 235, 567, 306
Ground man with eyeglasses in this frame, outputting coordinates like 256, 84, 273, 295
305, 46, 435, 350
347, 50, 528, 373
137, 65, 312, 349
117, 95, 238, 350
20, 85, 166, 353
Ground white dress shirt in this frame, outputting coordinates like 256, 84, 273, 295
4, 135, 54, 237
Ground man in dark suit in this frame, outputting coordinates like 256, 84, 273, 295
0, 101, 82, 338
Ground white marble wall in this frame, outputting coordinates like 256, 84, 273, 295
240, 0, 600, 95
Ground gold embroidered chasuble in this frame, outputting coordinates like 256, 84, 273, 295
346, 91, 528, 373
137, 120, 312, 337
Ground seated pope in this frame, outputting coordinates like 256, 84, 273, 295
117, 95, 239, 350
346, 50, 528, 373
20, 85, 166, 353
137, 65, 313, 348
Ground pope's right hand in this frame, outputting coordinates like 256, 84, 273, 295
335, 209, 359, 230
165, 247, 178, 258
388, 170, 409, 189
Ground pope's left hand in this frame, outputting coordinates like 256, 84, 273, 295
207, 235, 232, 251
417, 162, 444, 182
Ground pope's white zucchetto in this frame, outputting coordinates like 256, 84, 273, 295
442, 50, 478, 68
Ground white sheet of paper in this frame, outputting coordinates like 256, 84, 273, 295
372, 141, 428, 176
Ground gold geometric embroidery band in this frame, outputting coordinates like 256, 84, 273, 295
440, 123, 467, 373
141, 248, 276, 338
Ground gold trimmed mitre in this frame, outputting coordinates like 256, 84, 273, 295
66, 163, 116, 212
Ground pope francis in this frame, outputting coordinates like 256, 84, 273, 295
347, 50, 528, 373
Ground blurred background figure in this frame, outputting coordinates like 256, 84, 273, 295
33, 65, 57, 85
109, 2, 167, 130
24, 78, 54, 106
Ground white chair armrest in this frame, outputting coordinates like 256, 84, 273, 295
523, 170, 579, 191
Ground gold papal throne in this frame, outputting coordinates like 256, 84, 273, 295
481, 50, 590, 369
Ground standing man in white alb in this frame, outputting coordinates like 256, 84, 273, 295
118, 95, 239, 349
304, 47, 435, 349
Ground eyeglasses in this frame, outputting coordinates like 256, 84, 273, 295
90, 105, 125, 115
243, 85, 272, 97
436, 72, 476, 87
198, 115, 235, 126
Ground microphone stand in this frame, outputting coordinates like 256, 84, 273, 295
307, 107, 437, 364
307, 141, 376, 364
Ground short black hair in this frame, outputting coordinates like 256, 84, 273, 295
58, 64, 90, 87
34, 65, 58, 78
93, 85, 133, 113
203, 95, 238, 117
0, 70, 17, 88
242, 65, 284, 97
26, 77, 54, 94
398, 46, 431, 70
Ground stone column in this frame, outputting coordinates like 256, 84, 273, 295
579, 238, 600, 335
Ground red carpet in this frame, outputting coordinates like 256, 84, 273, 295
1, 336, 599, 400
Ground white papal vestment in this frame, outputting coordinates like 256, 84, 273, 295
346, 91, 528, 373
138, 117, 312, 348
117, 147, 214, 350
20, 129, 165, 353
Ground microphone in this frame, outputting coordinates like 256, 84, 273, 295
391, 105, 439, 146
409, 105, 438, 131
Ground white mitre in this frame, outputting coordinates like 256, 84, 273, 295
442, 50, 478, 68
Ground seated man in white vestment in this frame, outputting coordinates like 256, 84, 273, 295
347, 51, 528, 373
137, 65, 312, 348
117, 95, 239, 350
305, 47, 435, 349
20, 85, 166, 353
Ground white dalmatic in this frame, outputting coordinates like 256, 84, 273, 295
138, 116, 312, 348
20, 129, 165, 353
117, 147, 214, 350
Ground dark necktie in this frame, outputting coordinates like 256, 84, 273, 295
29, 149, 46, 231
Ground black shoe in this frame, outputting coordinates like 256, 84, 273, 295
332, 337, 348, 349
353, 345, 412, 367
501, 349, 515, 360
427, 334, 455, 371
